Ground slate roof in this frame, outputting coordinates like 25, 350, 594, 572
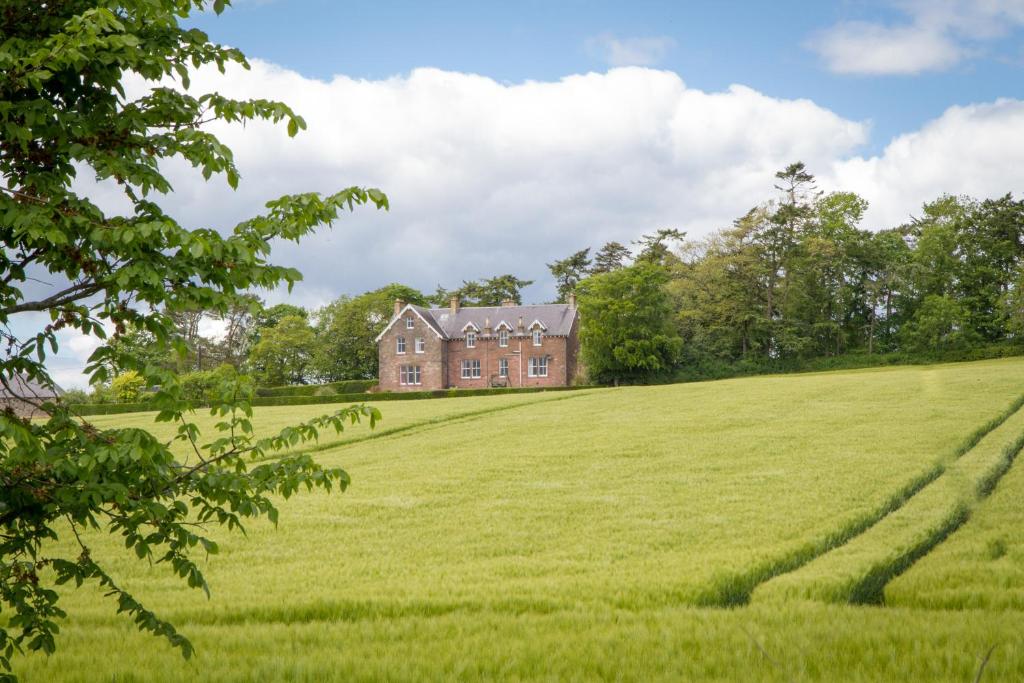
0, 373, 64, 399
426, 303, 577, 338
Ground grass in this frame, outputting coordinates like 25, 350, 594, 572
84, 389, 592, 459
886, 427, 1024, 610
751, 401, 1024, 605
15, 357, 1024, 681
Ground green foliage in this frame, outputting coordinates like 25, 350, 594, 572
0, 0, 387, 678
577, 263, 682, 383
590, 241, 631, 274
900, 294, 971, 352
110, 370, 146, 403
58, 388, 89, 405
256, 379, 378, 397
179, 364, 245, 401
247, 315, 317, 386
547, 248, 591, 302
431, 274, 534, 306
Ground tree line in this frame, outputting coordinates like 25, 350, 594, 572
84, 161, 1024, 400
577, 163, 1024, 382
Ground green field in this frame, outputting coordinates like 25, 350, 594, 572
17, 358, 1024, 681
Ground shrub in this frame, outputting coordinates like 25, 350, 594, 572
61, 388, 90, 405
111, 371, 146, 403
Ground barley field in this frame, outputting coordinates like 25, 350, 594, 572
17, 358, 1024, 681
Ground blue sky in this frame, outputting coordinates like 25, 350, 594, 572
191, 0, 1024, 154
48, 0, 1024, 387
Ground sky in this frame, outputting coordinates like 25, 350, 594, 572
44, 0, 1024, 387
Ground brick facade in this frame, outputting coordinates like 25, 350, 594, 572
377, 300, 580, 391
377, 310, 446, 392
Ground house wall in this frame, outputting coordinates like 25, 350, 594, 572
565, 314, 581, 385
377, 313, 446, 391
446, 330, 573, 389
377, 307, 581, 391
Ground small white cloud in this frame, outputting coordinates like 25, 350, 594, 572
809, 21, 963, 75
809, 0, 1024, 75
586, 33, 676, 67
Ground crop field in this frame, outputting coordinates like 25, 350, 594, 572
16, 358, 1024, 681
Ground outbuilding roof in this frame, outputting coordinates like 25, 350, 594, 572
0, 373, 64, 399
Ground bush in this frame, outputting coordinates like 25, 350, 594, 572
181, 364, 247, 401
60, 388, 90, 404
255, 379, 377, 397
670, 343, 1024, 384
111, 371, 146, 402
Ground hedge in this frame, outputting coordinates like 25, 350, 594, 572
69, 384, 594, 415
670, 343, 1024, 384
255, 379, 377, 397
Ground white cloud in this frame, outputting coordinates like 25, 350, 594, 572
829, 98, 1024, 227
53, 61, 1024, 384
123, 61, 867, 303
586, 34, 676, 67
809, 0, 1024, 75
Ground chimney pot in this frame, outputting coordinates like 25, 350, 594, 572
394, 299, 405, 317
501, 299, 516, 307
568, 292, 577, 309
450, 295, 459, 315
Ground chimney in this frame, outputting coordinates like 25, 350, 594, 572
568, 292, 577, 309
501, 299, 516, 307
394, 299, 405, 317
450, 295, 460, 315
484, 317, 492, 335
517, 316, 524, 333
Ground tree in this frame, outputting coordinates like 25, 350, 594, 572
312, 283, 427, 381
0, 2, 386, 678
576, 263, 682, 384
591, 241, 631, 274
432, 274, 534, 306
248, 315, 317, 386
634, 228, 686, 266
900, 294, 971, 351
547, 248, 591, 302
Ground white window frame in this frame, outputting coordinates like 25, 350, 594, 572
528, 356, 548, 377
414, 337, 425, 354
405, 316, 415, 329
396, 336, 406, 354
399, 365, 421, 386
466, 331, 476, 348
498, 329, 509, 347
532, 328, 542, 346
498, 358, 509, 378
461, 359, 481, 379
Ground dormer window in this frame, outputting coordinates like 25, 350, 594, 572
405, 316, 414, 329
396, 336, 406, 354
532, 329, 542, 346
466, 331, 476, 348
498, 329, 509, 347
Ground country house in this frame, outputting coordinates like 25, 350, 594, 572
376, 296, 580, 391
